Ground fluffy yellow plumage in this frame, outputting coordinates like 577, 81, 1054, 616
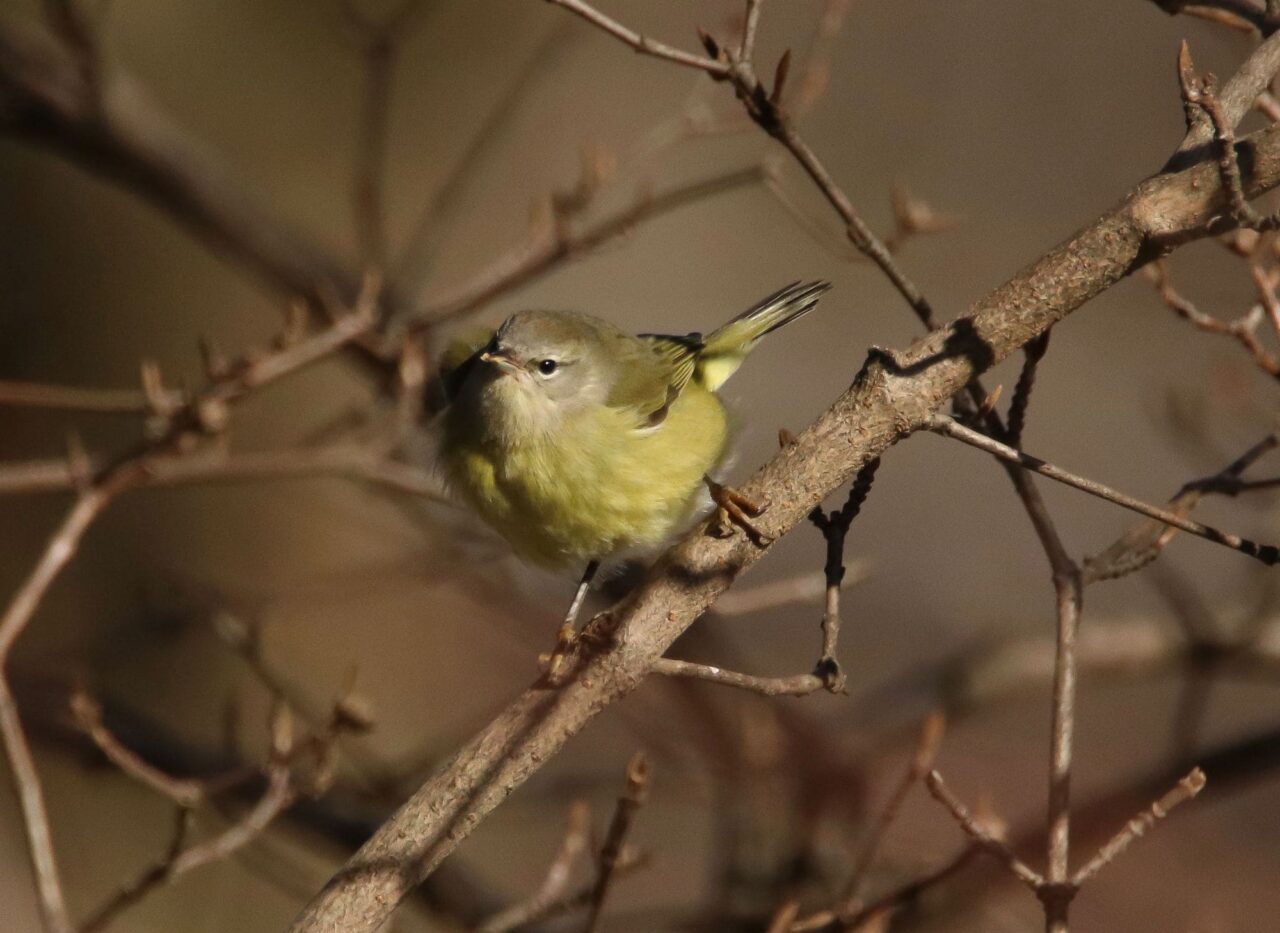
435, 281, 830, 569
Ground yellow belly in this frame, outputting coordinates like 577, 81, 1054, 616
443, 386, 729, 567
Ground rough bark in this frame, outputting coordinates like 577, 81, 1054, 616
288, 119, 1280, 933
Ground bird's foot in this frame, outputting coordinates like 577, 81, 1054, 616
705, 477, 772, 546
579, 610, 621, 649
541, 613, 621, 684
541, 561, 600, 686
541, 620, 579, 685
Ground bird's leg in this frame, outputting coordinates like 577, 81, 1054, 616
705, 476, 772, 546
545, 560, 600, 681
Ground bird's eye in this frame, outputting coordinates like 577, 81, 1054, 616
537, 359, 558, 376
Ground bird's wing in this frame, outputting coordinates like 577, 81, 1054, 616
607, 332, 703, 429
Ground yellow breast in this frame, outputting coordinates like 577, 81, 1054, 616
442, 385, 729, 567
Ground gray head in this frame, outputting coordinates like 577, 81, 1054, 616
468, 310, 620, 427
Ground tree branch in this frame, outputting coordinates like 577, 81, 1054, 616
0, 299, 375, 933
1071, 767, 1206, 887
542, 0, 730, 75
287, 105, 1280, 933
583, 752, 650, 932
402, 165, 763, 329
0, 18, 355, 310
927, 413, 1279, 565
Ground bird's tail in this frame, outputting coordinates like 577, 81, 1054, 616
696, 281, 832, 391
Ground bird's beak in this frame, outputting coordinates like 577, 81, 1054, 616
479, 349, 523, 375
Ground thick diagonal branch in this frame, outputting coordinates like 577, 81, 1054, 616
288, 114, 1280, 933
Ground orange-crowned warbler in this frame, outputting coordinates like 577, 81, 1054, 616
435, 281, 831, 658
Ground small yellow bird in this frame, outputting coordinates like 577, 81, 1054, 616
435, 281, 831, 648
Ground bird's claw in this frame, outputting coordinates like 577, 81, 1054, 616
541, 613, 620, 685
540, 621, 579, 685
706, 478, 772, 546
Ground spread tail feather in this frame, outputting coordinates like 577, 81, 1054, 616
697, 281, 831, 390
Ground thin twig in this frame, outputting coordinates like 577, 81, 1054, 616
69, 688, 206, 808
1143, 261, 1280, 378
842, 712, 946, 905
924, 770, 1043, 892
1071, 767, 1207, 886
0, 19, 394, 369
1043, 564, 1083, 932
814, 844, 979, 932
168, 762, 296, 877
767, 900, 802, 933
1005, 331, 1051, 448
78, 695, 355, 933
658, 457, 879, 694
78, 807, 194, 933
543, 0, 730, 75
474, 801, 592, 933
927, 413, 1280, 565
1162, 1, 1270, 32
651, 658, 828, 697
0, 490, 115, 933
79, 766, 296, 933
0, 299, 376, 933
0, 443, 449, 501
403, 166, 762, 328
477, 853, 648, 933
343, 0, 423, 270
1083, 433, 1278, 583
392, 21, 581, 292
583, 752, 650, 933
1180, 44, 1280, 229
0, 381, 183, 413
289, 47, 1280, 933
727, 60, 938, 331
0, 674, 73, 933
807, 458, 880, 692
545, 0, 938, 331
740, 0, 765, 62
712, 564, 870, 617
1172, 30, 1280, 159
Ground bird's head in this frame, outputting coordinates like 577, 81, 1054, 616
469, 310, 616, 433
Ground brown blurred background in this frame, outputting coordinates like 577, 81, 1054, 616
2, 1, 1278, 930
